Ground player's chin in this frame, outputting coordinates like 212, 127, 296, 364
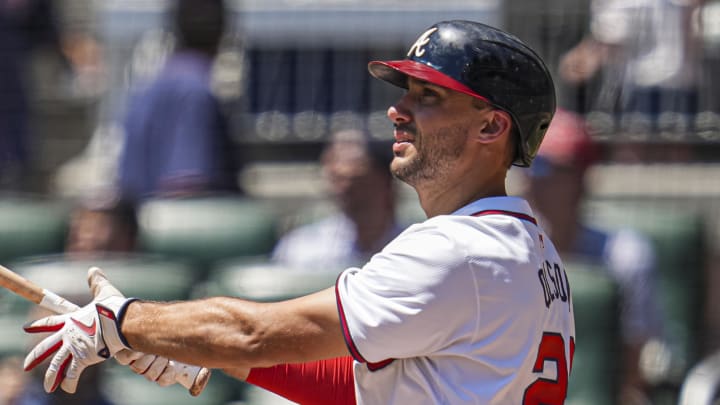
390, 157, 418, 181
390, 155, 410, 171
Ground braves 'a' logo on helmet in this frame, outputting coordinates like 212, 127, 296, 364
407, 27, 438, 58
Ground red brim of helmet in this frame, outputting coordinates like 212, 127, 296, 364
368, 59, 490, 104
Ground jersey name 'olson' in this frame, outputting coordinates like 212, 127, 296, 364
538, 260, 571, 309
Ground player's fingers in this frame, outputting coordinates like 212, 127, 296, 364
142, 356, 170, 382
128, 353, 157, 375
66, 327, 96, 363
122, 352, 176, 386
87, 266, 123, 299
23, 332, 63, 371
156, 362, 177, 387
44, 346, 72, 393
60, 359, 85, 394
23, 315, 66, 334
115, 349, 144, 366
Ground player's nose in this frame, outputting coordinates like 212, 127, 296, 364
387, 104, 411, 125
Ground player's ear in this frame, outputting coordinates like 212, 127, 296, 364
477, 110, 512, 143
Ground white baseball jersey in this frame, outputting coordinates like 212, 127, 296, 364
335, 196, 575, 404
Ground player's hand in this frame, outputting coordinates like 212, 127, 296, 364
115, 350, 181, 387
88, 271, 191, 388
22, 267, 135, 393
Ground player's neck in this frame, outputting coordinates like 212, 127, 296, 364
415, 176, 507, 218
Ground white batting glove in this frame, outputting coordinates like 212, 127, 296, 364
23, 267, 135, 393
89, 268, 188, 387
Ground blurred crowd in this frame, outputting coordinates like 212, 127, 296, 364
0, 0, 719, 405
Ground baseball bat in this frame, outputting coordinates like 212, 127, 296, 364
0, 264, 211, 396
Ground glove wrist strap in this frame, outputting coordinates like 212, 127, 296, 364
116, 297, 140, 348
96, 297, 140, 357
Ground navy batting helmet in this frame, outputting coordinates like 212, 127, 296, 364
368, 20, 556, 167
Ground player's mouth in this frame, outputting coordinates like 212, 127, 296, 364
393, 124, 415, 152
393, 124, 416, 154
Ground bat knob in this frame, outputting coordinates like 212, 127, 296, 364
189, 367, 212, 396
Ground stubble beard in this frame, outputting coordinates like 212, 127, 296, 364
391, 124, 468, 187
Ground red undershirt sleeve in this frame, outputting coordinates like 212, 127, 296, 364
245, 356, 356, 405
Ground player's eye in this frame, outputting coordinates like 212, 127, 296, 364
418, 88, 440, 104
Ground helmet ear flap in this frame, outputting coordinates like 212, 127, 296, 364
514, 114, 553, 167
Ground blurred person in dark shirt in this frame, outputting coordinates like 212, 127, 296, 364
117, 0, 241, 206
65, 0, 241, 263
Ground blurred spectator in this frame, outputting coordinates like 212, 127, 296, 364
64, 198, 138, 258
559, 0, 704, 133
521, 109, 664, 404
0, 0, 103, 191
272, 129, 403, 273
117, 0, 242, 207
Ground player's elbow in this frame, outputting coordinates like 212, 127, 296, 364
201, 298, 280, 368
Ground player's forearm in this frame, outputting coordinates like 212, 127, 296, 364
121, 297, 276, 369
119, 290, 348, 369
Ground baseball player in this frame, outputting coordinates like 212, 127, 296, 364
23, 20, 575, 404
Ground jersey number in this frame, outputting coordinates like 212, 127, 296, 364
522, 333, 575, 405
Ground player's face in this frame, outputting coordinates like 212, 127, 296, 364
386, 78, 486, 186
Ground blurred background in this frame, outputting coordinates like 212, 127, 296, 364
1, 0, 720, 404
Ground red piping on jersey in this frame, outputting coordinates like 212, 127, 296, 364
366, 358, 394, 371
335, 276, 368, 363
471, 209, 537, 225
336, 273, 395, 371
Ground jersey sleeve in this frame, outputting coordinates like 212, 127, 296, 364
335, 223, 479, 364
246, 357, 355, 405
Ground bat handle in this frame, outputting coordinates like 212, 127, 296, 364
40, 289, 211, 396
40, 289, 81, 312
171, 362, 212, 396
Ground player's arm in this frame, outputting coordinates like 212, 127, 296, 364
120, 287, 348, 369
